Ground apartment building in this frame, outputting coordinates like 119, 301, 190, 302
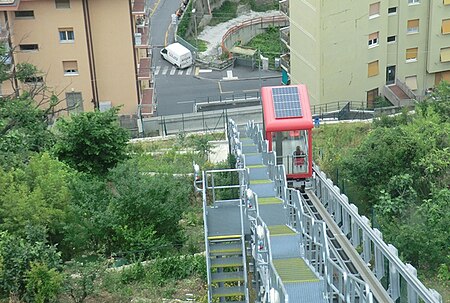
0, 0, 153, 116
280, 0, 450, 107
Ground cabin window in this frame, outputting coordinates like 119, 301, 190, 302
271, 130, 309, 175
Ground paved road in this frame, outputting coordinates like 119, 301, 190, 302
148, 0, 282, 116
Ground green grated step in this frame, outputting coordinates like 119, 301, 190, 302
258, 197, 282, 205
251, 179, 272, 184
273, 258, 320, 283
212, 271, 245, 283
247, 164, 266, 168
212, 285, 245, 297
211, 256, 243, 268
268, 225, 296, 236
209, 242, 242, 255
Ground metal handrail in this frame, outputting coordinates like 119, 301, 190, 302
199, 170, 213, 302
312, 164, 442, 303
248, 119, 374, 302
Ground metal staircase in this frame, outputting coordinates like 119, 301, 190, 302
209, 236, 246, 301
239, 127, 327, 303
193, 119, 443, 303
195, 165, 249, 303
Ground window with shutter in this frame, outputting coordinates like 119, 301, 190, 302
407, 19, 419, 34
63, 61, 78, 75
406, 48, 418, 62
369, 2, 380, 18
368, 61, 379, 77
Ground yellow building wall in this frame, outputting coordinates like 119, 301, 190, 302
11, 0, 94, 112
6, 0, 138, 115
89, 0, 139, 115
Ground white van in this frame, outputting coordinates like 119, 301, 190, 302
160, 43, 193, 69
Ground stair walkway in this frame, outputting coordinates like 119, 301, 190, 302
388, 84, 410, 100
205, 188, 247, 302
239, 131, 327, 303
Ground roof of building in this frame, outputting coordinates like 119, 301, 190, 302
261, 84, 314, 132
0, 0, 20, 10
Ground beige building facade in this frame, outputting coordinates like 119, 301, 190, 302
0, 0, 152, 116
282, 0, 450, 107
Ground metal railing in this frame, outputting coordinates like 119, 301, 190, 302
312, 164, 443, 303
221, 15, 289, 55
195, 165, 249, 303
396, 78, 417, 100
279, 0, 289, 17
246, 120, 374, 302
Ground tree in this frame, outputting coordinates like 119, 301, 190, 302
0, 227, 61, 301
52, 108, 130, 176
26, 262, 63, 303
0, 50, 66, 170
417, 80, 450, 123
64, 158, 192, 258
0, 153, 73, 246
341, 126, 421, 201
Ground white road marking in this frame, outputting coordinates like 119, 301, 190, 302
186, 67, 192, 75
162, 66, 169, 75
178, 69, 184, 75
199, 69, 212, 73
154, 66, 161, 75
170, 66, 176, 75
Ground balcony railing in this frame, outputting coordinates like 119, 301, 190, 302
280, 26, 289, 46
280, 53, 290, 73
135, 27, 149, 48
132, 0, 149, 15
279, 0, 289, 17
137, 57, 151, 80
0, 29, 8, 41
140, 88, 154, 115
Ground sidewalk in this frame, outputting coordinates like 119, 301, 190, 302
194, 65, 281, 82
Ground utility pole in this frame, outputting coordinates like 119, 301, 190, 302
192, 8, 198, 47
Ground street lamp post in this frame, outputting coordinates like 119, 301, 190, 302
192, 8, 198, 47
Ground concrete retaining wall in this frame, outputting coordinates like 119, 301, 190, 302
221, 15, 288, 53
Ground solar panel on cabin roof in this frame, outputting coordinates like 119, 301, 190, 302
272, 86, 302, 118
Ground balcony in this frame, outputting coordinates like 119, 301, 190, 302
0, 0, 20, 10
137, 57, 151, 80
279, 0, 289, 17
135, 26, 149, 48
280, 26, 289, 46
140, 88, 154, 115
0, 29, 8, 42
280, 53, 290, 74
132, 0, 149, 15
135, 15, 148, 29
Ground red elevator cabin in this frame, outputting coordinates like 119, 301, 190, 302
261, 85, 313, 187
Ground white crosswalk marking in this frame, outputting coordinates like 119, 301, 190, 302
154, 66, 195, 77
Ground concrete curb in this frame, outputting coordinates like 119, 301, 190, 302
194, 74, 281, 81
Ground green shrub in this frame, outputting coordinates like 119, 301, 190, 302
210, 1, 237, 26
149, 255, 206, 286
63, 260, 106, 303
26, 262, 63, 303
120, 262, 146, 284
0, 229, 61, 300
